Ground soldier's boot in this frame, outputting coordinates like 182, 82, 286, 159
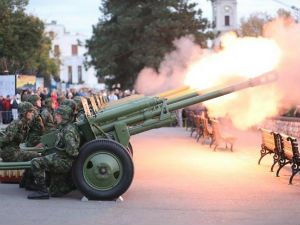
25, 182, 42, 191
19, 169, 31, 188
27, 185, 49, 200
19, 174, 26, 188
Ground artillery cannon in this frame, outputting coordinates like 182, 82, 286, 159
0, 71, 276, 200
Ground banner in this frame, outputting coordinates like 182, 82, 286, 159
36, 77, 44, 90
16, 75, 36, 90
51, 77, 57, 90
0, 75, 15, 97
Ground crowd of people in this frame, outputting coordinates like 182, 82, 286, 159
0, 87, 135, 124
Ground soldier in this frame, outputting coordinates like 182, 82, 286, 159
41, 98, 57, 133
61, 99, 77, 122
26, 95, 45, 147
0, 102, 40, 162
27, 105, 80, 199
73, 96, 85, 121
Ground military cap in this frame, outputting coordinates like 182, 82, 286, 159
73, 96, 83, 110
27, 94, 41, 106
45, 98, 55, 107
55, 105, 73, 121
61, 99, 77, 112
18, 102, 35, 115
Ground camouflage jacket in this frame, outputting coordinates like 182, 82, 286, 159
41, 108, 57, 133
0, 118, 29, 148
54, 122, 80, 158
26, 107, 45, 147
76, 110, 86, 122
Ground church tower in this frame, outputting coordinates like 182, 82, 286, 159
212, 0, 238, 36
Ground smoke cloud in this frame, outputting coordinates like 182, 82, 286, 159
134, 35, 205, 95
134, 17, 300, 130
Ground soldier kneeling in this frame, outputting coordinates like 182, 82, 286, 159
0, 102, 40, 162
27, 105, 80, 199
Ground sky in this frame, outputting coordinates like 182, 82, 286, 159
26, 0, 300, 37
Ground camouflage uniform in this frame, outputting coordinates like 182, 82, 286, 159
0, 102, 40, 162
73, 96, 85, 121
28, 105, 80, 199
26, 95, 45, 147
41, 98, 57, 133
61, 99, 77, 122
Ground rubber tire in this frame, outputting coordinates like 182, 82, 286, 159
72, 139, 134, 200
127, 142, 133, 156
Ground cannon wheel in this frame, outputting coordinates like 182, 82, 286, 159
72, 139, 134, 200
127, 142, 133, 156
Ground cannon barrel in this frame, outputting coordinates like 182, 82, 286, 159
84, 70, 277, 137
168, 71, 277, 111
156, 86, 190, 98
99, 86, 195, 112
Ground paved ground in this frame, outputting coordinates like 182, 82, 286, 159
0, 127, 299, 225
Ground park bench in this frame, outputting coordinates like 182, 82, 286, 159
258, 128, 280, 172
195, 115, 204, 142
188, 112, 197, 137
201, 117, 214, 145
183, 110, 192, 131
210, 119, 236, 151
276, 134, 299, 184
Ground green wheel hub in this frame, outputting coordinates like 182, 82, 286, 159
83, 151, 123, 190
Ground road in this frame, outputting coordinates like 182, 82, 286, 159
0, 127, 299, 225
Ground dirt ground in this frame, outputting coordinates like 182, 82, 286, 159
0, 127, 299, 225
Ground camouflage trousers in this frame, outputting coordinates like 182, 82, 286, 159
0, 146, 40, 162
26, 133, 41, 147
31, 153, 75, 197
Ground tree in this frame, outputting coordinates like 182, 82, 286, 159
0, 0, 58, 78
276, 8, 292, 19
240, 12, 271, 37
86, 0, 213, 89
240, 9, 293, 37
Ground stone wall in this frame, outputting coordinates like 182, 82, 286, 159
258, 116, 300, 138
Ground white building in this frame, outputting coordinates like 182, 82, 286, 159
212, 0, 238, 46
45, 21, 104, 90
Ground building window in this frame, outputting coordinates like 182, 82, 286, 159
78, 66, 82, 83
54, 45, 60, 56
225, 16, 230, 26
72, 45, 78, 55
68, 66, 73, 84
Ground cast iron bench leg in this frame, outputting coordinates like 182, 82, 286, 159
271, 154, 279, 172
276, 159, 290, 177
289, 163, 300, 184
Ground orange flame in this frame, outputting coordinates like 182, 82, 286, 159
184, 32, 281, 90
184, 32, 283, 130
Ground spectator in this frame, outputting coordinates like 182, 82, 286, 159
40, 88, 50, 108
67, 92, 73, 99
36, 87, 42, 97
3, 95, 12, 124
124, 89, 131, 97
21, 90, 28, 102
71, 88, 79, 97
0, 95, 3, 124
66, 88, 71, 98
10, 95, 20, 120
114, 89, 120, 99
51, 89, 58, 109
58, 91, 66, 105
108, 91, 118, 102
